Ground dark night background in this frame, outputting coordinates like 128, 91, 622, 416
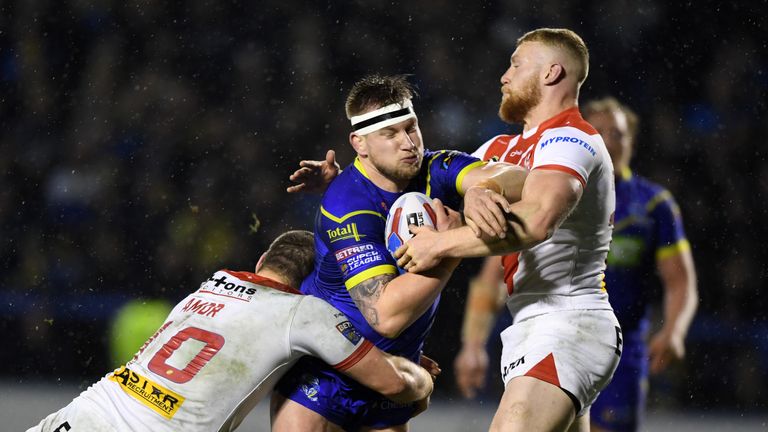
1, 0, 766, 417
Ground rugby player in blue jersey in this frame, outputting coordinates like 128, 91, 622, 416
273, 75, 528, 432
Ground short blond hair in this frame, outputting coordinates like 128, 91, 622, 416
583, 96, 639, 143
518, 28, 590, 85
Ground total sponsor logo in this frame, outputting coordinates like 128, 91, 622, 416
540, 135, 596, 157
327, 223, 364, 243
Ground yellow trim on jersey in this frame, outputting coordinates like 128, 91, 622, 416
645, 190, 672, 213
656, 238, 690, 261
109, 366, 185, 419
345, 265, 398, 290
321, 206, 385, 224
353, 157, 370, 179
456, 160, 487, 196
424, 152, 443, 197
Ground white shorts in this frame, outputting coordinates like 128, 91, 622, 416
26, 396, 117, 432
499, 309, 622, 417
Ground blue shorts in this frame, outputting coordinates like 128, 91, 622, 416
276, 356, 418, 431
590, 330, 648, 431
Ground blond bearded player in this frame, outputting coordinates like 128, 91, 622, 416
26, 231, 434, 432
395, 28, 621, 431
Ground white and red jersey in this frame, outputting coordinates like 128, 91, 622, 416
473, 108, 616, 323
67, 271, 373, 432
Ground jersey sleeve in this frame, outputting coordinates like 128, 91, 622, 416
648, 189, 690, 260
318, 204, 398, 291
471, 135, 502, 159
424, 150, 486, 197
289, 296, 374, 371
532, 127, 602, 187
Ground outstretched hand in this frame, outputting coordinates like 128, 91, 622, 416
463, 185, 512, 238
286, 150, 341, 194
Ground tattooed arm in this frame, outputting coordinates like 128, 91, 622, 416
349, 260, 460, 338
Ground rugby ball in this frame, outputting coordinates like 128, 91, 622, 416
385, 192, 437, 256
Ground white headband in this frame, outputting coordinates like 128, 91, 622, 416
350, 99, 417, 135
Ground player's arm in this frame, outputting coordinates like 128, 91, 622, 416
396, 169, 582, 272
286, 150, 341, 193
349, 199, 462, 338
290, 297, 433, 404
458, 162, 529, 239
648, 195, 699, 373
454, 256, 506, 398
343, 348, 434, 404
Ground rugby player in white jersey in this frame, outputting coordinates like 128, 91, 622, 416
26, 230, 435, 432
394, 28, 621, 432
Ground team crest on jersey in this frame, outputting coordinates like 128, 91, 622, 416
300, 374, 320, 402
441, 150, 461, 170
336, 320, 363, 345
110, 366, 185, 419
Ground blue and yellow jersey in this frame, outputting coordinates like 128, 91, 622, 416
300, 150, 484, 360
605, 169, 690, 333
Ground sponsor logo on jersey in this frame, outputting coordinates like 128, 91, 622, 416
300, 374, 320, 402
540, 135, 596, 157
502, 355, 525, 381
200, 274, 257, 301
335, 243, 375, 261
336, 320, 363, 345
327, 223, 364, 243
338, 246, 384, 274
110, 366, 185, 419
181, 298, 225, 317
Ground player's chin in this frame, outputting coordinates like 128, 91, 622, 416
396, 162, 421, 179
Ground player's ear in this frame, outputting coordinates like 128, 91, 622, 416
350, 132, 368, 156
255, 253, 266, 273
543, 62, 565, 86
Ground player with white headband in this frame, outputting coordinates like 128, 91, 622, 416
275, 75, 529, 432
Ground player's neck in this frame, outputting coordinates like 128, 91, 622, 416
522, 95, 578, 133
254, 269, 291, 287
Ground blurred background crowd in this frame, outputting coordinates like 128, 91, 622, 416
1, 0, 766, 415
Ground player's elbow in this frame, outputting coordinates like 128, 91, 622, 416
375, 319, 406, 339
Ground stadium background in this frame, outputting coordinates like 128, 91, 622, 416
1, 0, 766, 428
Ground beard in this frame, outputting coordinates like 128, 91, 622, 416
369, 151, 423, 183
498, 76, 542, 124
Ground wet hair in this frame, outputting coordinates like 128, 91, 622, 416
582, 96, 639, 143
345, 74, 417, 119
260, 230, 315, 288
518, 28, 590, 85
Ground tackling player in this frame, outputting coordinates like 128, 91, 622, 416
394, 28, 621, 431
26, 230, 435, 432
275, 75, 529, 431
452, 97, 699, 432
